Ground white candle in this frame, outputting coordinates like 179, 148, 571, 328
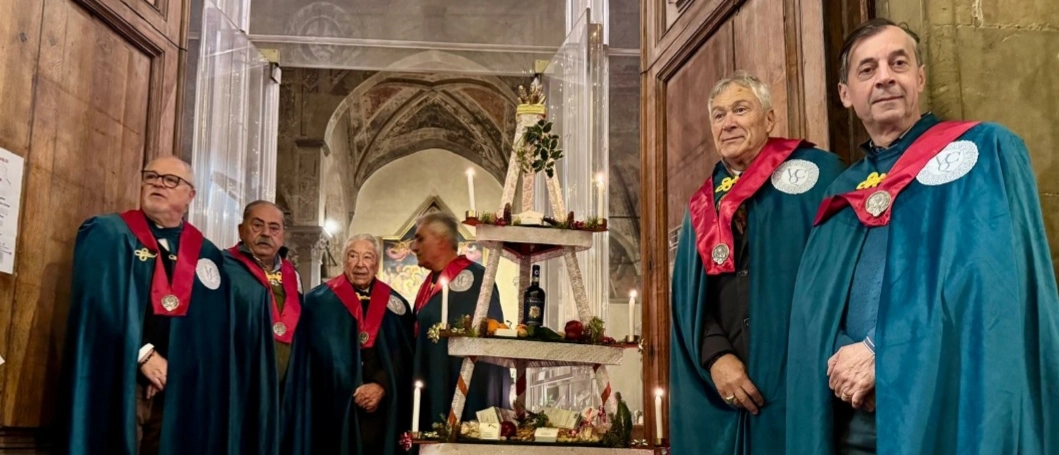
466, 168, 476, 212
654, 388, 665, 443
628, 290, 637, 339
595, 173, 605, 219
440, 279, 449, 328
412, 381, 423, 433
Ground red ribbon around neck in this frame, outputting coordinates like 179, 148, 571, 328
119, 210, 204, 317
814, 121, 978, 227
227, 245, 302, 343
326, 276, 393, 348
689, 138, 809, 275
412, 255, 473, 335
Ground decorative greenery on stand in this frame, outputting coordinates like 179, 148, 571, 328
516, 119, 563, 178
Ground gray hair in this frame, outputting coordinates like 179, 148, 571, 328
342, 233, 382, 260
839, 18, 923, 84
241, 200, 284, 224
708, 71, 773, 112
416, 212, 459, 251
146, 155, 197, 188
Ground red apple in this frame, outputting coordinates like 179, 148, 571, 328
500, 421, 517, 438
564, 320, 584, 341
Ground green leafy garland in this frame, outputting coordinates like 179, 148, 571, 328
516, 119, 563, 178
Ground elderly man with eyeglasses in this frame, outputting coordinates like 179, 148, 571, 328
55, 156, 277, 455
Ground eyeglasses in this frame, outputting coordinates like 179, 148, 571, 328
141, 170, 194, 189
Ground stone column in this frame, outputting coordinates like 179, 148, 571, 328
291, 139, 327, 226
286, 225, 326, 291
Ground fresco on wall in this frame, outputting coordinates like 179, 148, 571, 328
378, 196, 485, 303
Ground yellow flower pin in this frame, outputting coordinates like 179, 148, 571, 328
715, 175, 739, 193
856, 172, 887, 190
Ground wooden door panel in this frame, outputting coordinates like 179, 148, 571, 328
733, 0, 790, 138
0, 1, 44, 153
0, 0, 183, 431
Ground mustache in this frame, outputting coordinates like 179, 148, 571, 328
253, 236, 275, 247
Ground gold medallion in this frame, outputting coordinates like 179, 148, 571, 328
711, 244, 731, 265
359, 332, 369, 345
161, 294, 179, 312
866, 191, 892, 217
272, 322, 287, 336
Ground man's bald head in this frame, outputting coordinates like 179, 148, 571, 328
144, 156, 195, 185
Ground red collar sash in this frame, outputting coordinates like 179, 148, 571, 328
814, 121, 978, 227
413, 255, 473, 312
689, 138, 809, 275
326, 276, 393, 348
227, 245, 302, 343
119, 209, 204, 317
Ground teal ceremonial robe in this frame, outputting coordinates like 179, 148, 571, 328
670, 144, 844, 455
221, 249, 282, 454
414, 260, 511, 430
281, 277, 414, 455
786, 116, 1059, 454
55, 213, 276, 455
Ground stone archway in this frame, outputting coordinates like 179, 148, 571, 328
287, 52, 524, 277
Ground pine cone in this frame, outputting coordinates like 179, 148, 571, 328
504, 203, 513, 222
566, 211, 575, 225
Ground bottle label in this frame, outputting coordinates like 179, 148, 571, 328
524, 296, 545, 325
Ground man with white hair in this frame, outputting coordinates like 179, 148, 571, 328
55, 156, 276, 454
282, 233, 413, 455
669, 72, 844, 455
410, 211, 510, 430
787, 18, 1059, 454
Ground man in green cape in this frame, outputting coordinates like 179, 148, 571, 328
55, 156, 276, 455
786, 19, 1059, 454
670, 73, 844, 454
281, 233, 414, 454
224, 200, 298, 453
411, 212, 510, 430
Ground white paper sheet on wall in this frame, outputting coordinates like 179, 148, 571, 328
0, 147, 25, 274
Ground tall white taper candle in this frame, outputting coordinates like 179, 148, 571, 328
440, 279, 450, 328
655, 388, 665, 444
466, 168, 476, 212
412, 381, 423, 433
595, 173, 605, 219
628, 290, 637, 339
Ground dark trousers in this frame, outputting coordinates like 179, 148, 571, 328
835, 401, 876, 455
358, 409, 388, 454
135, 385, 165, 455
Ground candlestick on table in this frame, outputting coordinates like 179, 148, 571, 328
466, 168, 476, 212
441, 279, 450, 328
411, 381, 423, 434
627, 290, 638, 342
655, 388, 665, 445
595, 173, 605, 219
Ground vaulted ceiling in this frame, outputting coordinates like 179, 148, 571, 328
328, 72, 518, 189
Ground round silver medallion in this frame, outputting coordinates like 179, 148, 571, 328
272, 322, 287, 336
711, 244, 731, 265
359, 331, 369, 345
865, 191, 892, 217
161, 294, 179, 312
